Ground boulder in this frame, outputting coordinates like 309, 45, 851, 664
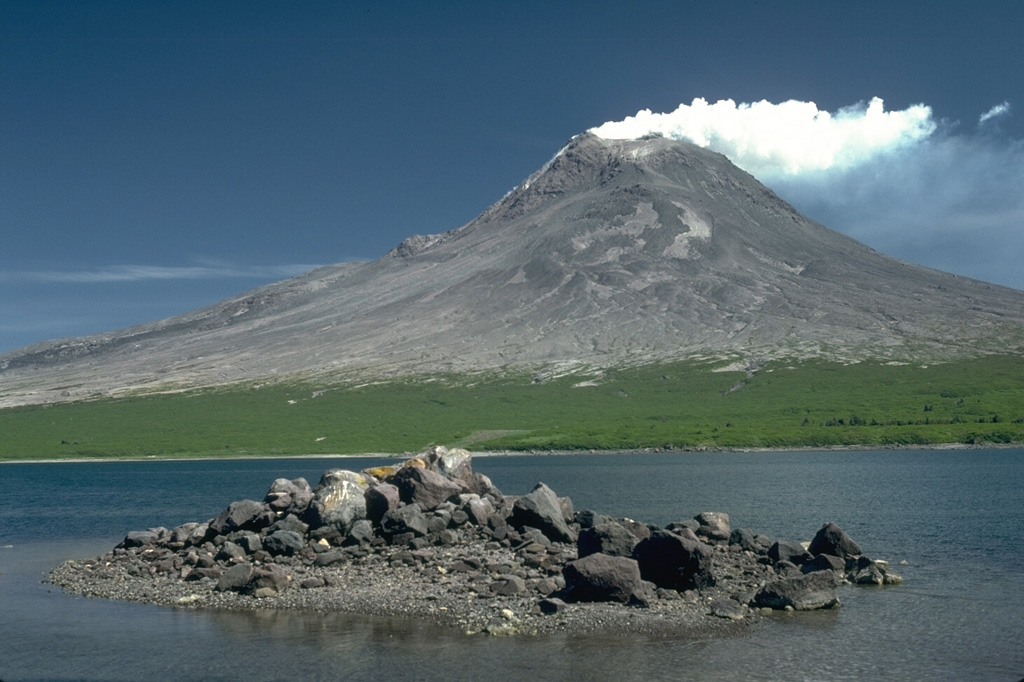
728, 527, 761, 552
509, 483, 577, 543
307, 470, 369, 534
246, 564, 291, 596
575, 510, 615, 529
216, 562, 254, 592
266, 514, 309, 537
577, 522, 640, 559
801, 553, 846, 574
695, 512, 731, 542
210, 500, 269, 536
391, 466, 462, 511
263, 530, 305, 556
562, 553, 647, 604
119, 530, 158, 548
264, 477, 313, 514
753, 570, 840, 610
380, 503, 429, 538
365, 483, 401, 525
808, 522, 863, 559
768, 540, 813, 566
466, 497, 495, 526
632, 529, 715, 591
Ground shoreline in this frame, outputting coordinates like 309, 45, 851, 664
3, 440, 1020, 465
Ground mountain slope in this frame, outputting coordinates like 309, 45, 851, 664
2, 133, 1023, 407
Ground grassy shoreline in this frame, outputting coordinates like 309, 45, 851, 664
2, 355, 1022, 461
2, 440, 1020, 466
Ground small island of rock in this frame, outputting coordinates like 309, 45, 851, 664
49, 447, 902, 636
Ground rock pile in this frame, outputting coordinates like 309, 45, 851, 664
49, 448, 902, 636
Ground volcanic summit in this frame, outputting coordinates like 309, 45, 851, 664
2, 132, 1023, 406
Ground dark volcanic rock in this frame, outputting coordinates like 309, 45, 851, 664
263, 530, 305, 557
210, 500, 268, 536
391, 466, 462, 511
633, 529, 715, 591
510, 483, 577, 543
768, 540, 813, 566
808, 522, 863, 559
562, 553, 647, 605
695, 512, 731, 542
380, 503, 429, 538
753, 570, 840, 610
577, 522, 640, 559
365, 483, 401, 525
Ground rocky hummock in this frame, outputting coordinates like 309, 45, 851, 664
49, 448, 902, 636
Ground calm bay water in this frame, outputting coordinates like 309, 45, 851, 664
1, 450, 1022, 681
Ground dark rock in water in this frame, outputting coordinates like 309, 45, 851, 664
365, 483, 401, 525
210, 500, 269, 536
563, 553, 647, 604
510, 483, 577, 543
263, 530, 305, 556
633, 529, 715, 591
768, 540, 812, 566
380, 503, 429, 538
392, 466, 462, 511
695, 512, 730, 542
753, 570, 840, 610
808, 522, 863, 558
802, 554, 846, 574
577, 522, 639, 559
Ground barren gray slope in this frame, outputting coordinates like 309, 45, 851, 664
2, 133, 1023, 407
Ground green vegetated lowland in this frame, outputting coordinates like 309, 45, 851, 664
1, 354, 1023, 460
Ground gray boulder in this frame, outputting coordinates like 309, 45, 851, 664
632, 529, 715, 591
210, 499, 270, 536
263, 529, 305, 556
562, 553, 647, 604
768, 540, 813, 565
216, 562, 254, 592
119, 530, 158, 548
365, 483, 401, 525
753, 570, 840, 610
577, 522, 640, 559
307, 469, 369, 534
510, 482, 577, 543
695, 512, 731, 542
380, 503, 429, 538
808, 522, 863, 558
392, 466, 462, 511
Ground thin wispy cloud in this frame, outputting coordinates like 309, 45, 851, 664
1, 262, 323, 284
979, 101, 1011, 125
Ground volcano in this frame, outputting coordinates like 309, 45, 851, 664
3, 132, 1023, 406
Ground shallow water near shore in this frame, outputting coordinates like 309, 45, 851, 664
2, 450, 1022, 681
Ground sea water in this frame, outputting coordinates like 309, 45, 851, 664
1, 450, 1022, 681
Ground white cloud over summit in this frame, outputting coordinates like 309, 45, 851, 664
592, 97, 1024, 291
590, 97, 936, 178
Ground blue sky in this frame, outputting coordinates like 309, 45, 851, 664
2, 1, 1023, 352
